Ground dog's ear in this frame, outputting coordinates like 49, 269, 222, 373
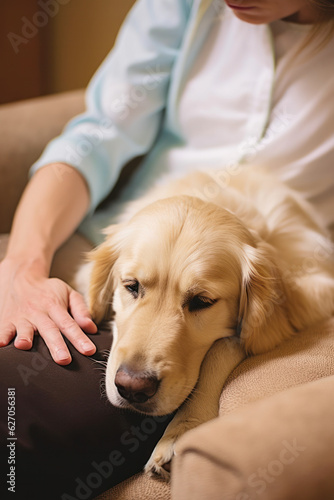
238, 241, 294, 354
87, 224, 122, 325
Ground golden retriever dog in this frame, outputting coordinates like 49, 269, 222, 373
77, 167, 334, 478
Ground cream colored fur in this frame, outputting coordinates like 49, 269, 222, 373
77, 167, 334, 478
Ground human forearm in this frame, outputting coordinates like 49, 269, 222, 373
0, 163, 97, 364
5, 163, 90, 274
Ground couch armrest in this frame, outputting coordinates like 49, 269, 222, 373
172, 374, 334, 500
0, 90, 85, 233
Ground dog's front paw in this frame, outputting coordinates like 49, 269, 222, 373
144, 431, 179, 481
145, 415, 207, 480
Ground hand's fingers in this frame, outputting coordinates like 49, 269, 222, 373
68, 289, 98, 334
48, 305, 96, 357
14, 320, 35, 350
34, 314, 73, 365
0, 322, 16, 347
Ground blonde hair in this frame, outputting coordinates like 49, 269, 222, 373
303, 0, 334, 50
285, 0, 334, 66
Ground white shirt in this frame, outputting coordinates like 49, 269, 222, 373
178, 13, 334, 228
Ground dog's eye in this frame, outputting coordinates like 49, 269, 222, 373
124, 281, 139, 298
188, 296, 216, 312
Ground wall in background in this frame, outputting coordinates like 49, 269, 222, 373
0, 0, 135, 104
46, 0, 135, 94
1, 0, 46, 104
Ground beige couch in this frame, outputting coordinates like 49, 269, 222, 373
1, 91, 334, 500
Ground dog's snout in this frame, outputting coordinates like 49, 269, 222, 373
114, 366, 160, 404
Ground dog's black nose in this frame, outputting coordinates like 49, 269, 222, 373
114, 366, 159, 403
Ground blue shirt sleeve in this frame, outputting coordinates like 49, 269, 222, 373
30, 0, 191, 212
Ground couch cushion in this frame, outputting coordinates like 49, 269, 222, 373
96, 473, 171, 500
172, 374, 334, 500
220, 317, 334, 415
0, 90, 85, 232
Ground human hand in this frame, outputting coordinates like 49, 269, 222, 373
0, 257, 98, 365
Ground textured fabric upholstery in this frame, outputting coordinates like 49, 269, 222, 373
0, 90, 85, 233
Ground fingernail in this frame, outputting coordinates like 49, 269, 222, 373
81, 342, 95, 353
15, 338, 32, 350
18, 338, 31, 346
57, 349, 70, 361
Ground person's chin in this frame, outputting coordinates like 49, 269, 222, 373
227, 5, 272, 25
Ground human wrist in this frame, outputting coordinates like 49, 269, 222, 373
3, 249, 52, 278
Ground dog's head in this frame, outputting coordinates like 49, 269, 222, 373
87, 195, 293, 415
